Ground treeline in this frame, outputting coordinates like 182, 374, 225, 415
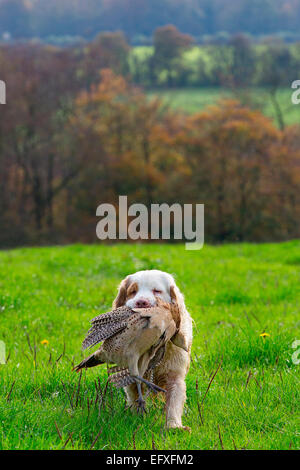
3, 22, 299, 93
130, 27, 300, 92
1, 0, 300, 42
0, 43, 299, 247
69, 27, 300, 131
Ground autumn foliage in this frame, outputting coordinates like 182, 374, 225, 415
0, 45, 299, 246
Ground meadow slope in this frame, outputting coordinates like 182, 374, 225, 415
0, 242, 299, 450
147, 88, 300, 126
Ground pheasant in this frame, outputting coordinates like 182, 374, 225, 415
74, 298, 179, 413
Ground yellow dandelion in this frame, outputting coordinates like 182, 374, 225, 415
41, 339, 49, 346
259, 332, 270, 338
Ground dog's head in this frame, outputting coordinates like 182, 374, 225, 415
113, 269, 184, 313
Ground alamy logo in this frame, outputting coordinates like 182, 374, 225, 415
0, 80, 6, 104
96, 196, 204, 250
291, 80, 300, 105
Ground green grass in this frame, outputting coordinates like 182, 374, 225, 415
147, 87, 300, 126
147, 87, 231, 114
0, 242, 299, 450
133, 45, 300, 126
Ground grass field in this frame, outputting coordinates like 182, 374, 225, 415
0, 242, 299, 450
147, 87, 300, 127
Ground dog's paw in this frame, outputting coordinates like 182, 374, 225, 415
181, 426, 191, 433
167, 423, 191, 433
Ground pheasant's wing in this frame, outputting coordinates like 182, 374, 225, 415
107, 345, 167, 391
82, 306, 134, 350
82, 322, 127, 350
147, 343, 166, 371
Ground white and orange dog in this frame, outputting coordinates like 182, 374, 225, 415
113, 269, 192, 430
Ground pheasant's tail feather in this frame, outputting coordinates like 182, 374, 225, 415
91, 306, 133, 324
73, 352, 104, 372
82, 322, 127, 350
108, 369, 135, 388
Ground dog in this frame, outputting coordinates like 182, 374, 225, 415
113, 269, 192, 430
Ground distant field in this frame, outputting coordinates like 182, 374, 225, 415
147, 87, 300, 126
0, 242, 299, 450
131, 46, 300, 126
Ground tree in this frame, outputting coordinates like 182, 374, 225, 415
79, 31, 130, 88
151, 25, 193, 86
179, 100, 285, 241
0, 44, 84, 240
258, 44, 298, 130
71, 69, 184, 234
228, 34, 256, 88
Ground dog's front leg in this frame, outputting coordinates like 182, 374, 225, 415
156, 343, 191, 431
165, 374, 188, 429
124, 383, 139, 410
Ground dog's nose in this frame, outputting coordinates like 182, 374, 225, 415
135, 299, 151, 308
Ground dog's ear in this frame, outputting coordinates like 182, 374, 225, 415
169, 297, 181, 330
170, 285, 177, 304
170, 285, 183, 328
113, 276, 129, 308
170, 285, 186, 310
170, 284, 190, 352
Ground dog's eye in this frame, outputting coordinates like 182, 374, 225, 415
153, 289, 162, 294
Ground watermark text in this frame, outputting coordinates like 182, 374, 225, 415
0, 80, 6, 104
291, 80, 300, 105
96, 196, 204, 250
